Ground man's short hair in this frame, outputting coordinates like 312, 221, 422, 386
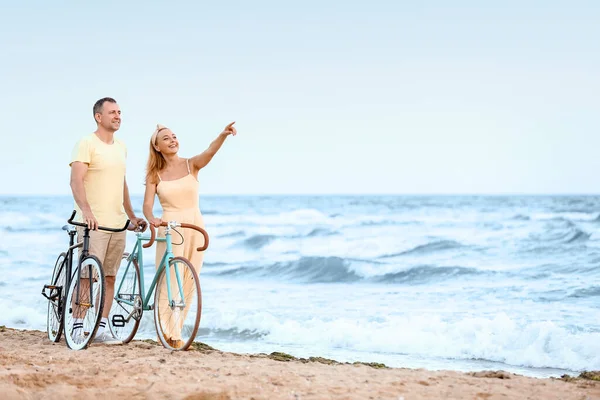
93, 97, 117, 119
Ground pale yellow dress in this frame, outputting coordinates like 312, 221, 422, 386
155, 159, 205, 341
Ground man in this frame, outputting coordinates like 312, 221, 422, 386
70, 97, 146, 344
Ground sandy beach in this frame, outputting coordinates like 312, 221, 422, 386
0, 327, 598, 400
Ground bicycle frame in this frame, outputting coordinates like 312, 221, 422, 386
41, 228, 82, 313
42, 226, 103, 340
44, 213, 131, 316
73, 229, 95, 308
115, 226, 186, 311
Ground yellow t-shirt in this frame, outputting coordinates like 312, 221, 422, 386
70, 133, 128, 229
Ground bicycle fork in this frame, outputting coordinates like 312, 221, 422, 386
165, 261, 187, 310
74, 264, 96, 309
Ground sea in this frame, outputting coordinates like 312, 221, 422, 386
0, 195, 599, 378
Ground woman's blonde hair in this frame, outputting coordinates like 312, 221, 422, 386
145, 124, 168, 185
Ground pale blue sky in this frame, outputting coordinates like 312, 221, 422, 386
2, 1, 599, 195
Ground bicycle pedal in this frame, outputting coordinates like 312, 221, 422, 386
44, 285, 59, 289
112, 315, 127, 327
41, 285, 62, 301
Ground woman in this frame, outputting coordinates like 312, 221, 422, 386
143, 121, 237, 348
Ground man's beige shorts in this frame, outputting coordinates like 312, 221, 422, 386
77, 227, 126, 277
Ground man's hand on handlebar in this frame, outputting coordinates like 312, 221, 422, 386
82, 209, 99, 231
67, 210, 130, 232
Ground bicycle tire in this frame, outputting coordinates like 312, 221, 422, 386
47, 252, 67, 342
63, 255, 105, 350
109, 254, 143, 343
154, 256, 202, 351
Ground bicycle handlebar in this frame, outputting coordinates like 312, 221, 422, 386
143, 221, 209, 252
67, 210, 131, 233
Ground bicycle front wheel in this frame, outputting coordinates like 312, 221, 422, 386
154, 256, 202, 351
47, 252, 67, 342
109, 253, 142, 343
64, 255, 105, 350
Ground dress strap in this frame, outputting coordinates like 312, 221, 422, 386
186, 159, 191, 174
157, 172, 162, 182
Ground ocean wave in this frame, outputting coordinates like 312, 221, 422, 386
568, 286, 600, 299
196, 327, 266, 341
203, 262, 230, 267
379, 240, 464, 258
554, 211, 599, 221
235, 229, 341, 250
375, 265, 482, 283
0, 298, 46, 330
532, 212, 598, 223
215, 256, 362, 283
306, 228, 339, 237
527, 219, 590, 245
548, 227, 591, 244
553, 208, 597, 214
202, 210, 223, 215
565, 230, 591, 243
200, 310, 600, 372
358, 220, 416, 227
547, 217, 577, 227
210, 256, 484, 285
242, 234, 277, 249
527, 263, 599, 276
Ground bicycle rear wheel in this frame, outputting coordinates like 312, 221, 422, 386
109, 253, 143, 343
154, 256, 202, 351
47, 252, 67, 342
64, 255, 105, 350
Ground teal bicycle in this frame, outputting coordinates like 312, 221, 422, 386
108, 220, 209, 351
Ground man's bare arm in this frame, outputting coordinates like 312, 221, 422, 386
124, 178, 147, 231
123, 178, 136, 220
70, 161, 97, 230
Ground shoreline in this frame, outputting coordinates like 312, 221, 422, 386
2, 326, 582, 379
1, 327, 598, 399
4, 326, 577, 379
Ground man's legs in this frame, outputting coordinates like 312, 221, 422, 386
96, 230, 126, 339
73, 228, 110, 337
104, 276, 115, 319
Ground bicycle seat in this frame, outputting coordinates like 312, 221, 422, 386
62, 224, 77, 234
